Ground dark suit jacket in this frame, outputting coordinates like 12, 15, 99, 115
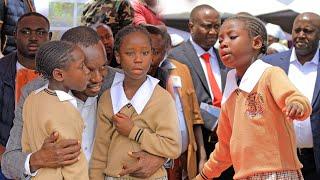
262, 49, 320, 173
168, 40, 227, 130
0, 51, 17, 147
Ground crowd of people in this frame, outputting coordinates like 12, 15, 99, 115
0, 0, 319, 180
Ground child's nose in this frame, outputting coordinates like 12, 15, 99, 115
134, 54, 143, 63
219, 41, 228, 49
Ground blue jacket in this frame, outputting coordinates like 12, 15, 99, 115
0, 51, 17, 146
262, 49, 320, 173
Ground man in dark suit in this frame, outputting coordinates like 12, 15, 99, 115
262, 12, 320, 180
168, 4, 232, 179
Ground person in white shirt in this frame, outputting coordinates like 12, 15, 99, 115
263, 12, 320, 179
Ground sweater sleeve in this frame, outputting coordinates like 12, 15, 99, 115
128, 92, 181, 159
268, 67, 312, 120
198, 107, 232, 179
21, 95, 32, 153
90, 93, 113, 180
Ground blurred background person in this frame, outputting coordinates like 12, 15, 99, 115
265, 23, 287, 46
0, 0, 35, 57
91, 23, 118, 67
81, 0, 134, 36
132, 0, 166, 31
266, 42, 289, 55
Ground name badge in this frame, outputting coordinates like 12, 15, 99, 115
171, 76, 182, 88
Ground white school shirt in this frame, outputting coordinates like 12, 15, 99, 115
190, 37, 222, 98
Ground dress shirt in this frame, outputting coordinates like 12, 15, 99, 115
289, 47, 319, 148
162, 60, 189, 153
190, 37, 222, 98
75, 96, 98, 161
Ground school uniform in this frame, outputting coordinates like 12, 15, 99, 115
197, 60, 312, 180
21, 86, 88, 180
90, 73, 181, 180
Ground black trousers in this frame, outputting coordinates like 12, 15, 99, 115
297, 148, 320, 180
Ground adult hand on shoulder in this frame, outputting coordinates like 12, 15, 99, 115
112, 112, 133, 137
119, 151, 166, 178
29, 131, 81, 172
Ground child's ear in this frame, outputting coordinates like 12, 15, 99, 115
252, 35, 263, 51
52, 68, 64, 82
115, 51, 121, 64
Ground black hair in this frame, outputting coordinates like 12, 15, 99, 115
61, 26, 101, 47
114, 25, 151, 53
190, 4, 219, 23
144, 25, 168, 47
16, 12, 50, 30
163, 31, 172, 49
90, 22, 112, 32
224, 15, 268, 54
36, 41, 77, 79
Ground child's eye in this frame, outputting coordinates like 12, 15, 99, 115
125, 52, 135, 56
230, 36, 238, 40
142, 51, 150, 56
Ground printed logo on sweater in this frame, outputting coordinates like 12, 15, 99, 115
245, 92, 264, 119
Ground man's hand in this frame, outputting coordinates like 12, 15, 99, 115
119, 151, 166, 178
29, 131, 81, 172
112, 112, 133, 137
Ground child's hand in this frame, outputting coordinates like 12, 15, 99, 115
283, 101, 304, 120
112, 112, 133, 137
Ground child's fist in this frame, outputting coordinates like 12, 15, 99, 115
112, 112, 133, 137
283, 101, 304, 120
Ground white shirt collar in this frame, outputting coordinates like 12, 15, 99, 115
190, 37, 215, 58
290, 46, 319, 65
110, 72, 159, 115
222, 60, 272, 104
35, 84, 78, 108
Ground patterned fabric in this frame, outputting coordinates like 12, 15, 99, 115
238, 170, 303, 180
81, 0, 134, 35
105, 176, 168, 180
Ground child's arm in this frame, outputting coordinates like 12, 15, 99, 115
90, 94, 113, 180
194, 125, 206, 172
196, 108, 233, 180
268, 67, 312, 121
128, 97, 181, 159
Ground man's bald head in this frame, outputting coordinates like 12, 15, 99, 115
294, 12, 320, 27
189, 5, 221, 51
190, 4, 219, 23
292, 12, 320, 59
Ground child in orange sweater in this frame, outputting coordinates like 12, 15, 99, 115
196, 15, 312, 180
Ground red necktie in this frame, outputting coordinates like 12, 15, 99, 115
201, 53, 222, 107
15, 68, 38, 103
